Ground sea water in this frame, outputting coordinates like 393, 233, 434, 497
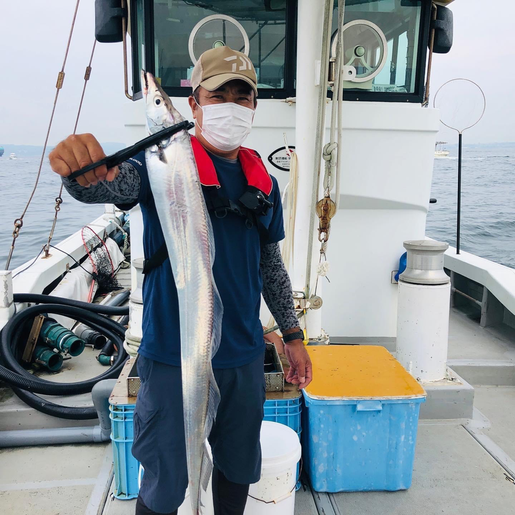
0, 143, 514, 271
0, 156, 104, 270
427, 142, 515, 268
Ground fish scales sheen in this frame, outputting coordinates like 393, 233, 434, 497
142, 72, 222, 515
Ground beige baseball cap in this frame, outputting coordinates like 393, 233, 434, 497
191, 46, 258, 97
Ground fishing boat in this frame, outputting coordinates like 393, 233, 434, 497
8, 153, 16, 160
2, 1, 515, 514
435, 140, 450, 157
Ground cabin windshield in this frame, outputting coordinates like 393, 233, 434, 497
333, 0, 423, 97
134, 0, 292, 98
131, 0, 429, 102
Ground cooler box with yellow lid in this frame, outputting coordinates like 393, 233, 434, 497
302, 345, 426, 492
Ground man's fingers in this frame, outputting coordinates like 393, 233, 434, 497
76, 175, 90, 188
49, 155, 72, 178
50, 145, 79, 178
82, 133, 108, 182
106, 166, 119, 182
298, 361, 313, 389
286, 367, 296, 383
83, 133, 106, 163
69, 138, 106, 184
62, 134, 107, 186
297, 358, 306, 385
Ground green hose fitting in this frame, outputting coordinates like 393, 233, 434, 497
33, 346, 64, 372
97, 354, 113, 366
40, 319, 86, 357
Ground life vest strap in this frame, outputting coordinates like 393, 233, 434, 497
142, 187, 271, 275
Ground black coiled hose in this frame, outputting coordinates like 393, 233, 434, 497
0, 294, 130, 419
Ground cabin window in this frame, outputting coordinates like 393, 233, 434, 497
332, 0, 426, 100
142, 0, 294, 99
130, 0, 430, 102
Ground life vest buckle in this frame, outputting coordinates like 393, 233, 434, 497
239, 187, 274, 217
214, 207, 228, 219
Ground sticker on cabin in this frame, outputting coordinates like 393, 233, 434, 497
267, 146, 295, 171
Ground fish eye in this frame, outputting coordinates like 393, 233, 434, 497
154, 97, 162, 106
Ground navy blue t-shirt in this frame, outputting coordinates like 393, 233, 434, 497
123, 150, 285, 369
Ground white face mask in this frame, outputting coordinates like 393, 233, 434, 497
195, 101, 254, 152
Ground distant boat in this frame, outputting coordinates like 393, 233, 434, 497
0, 147, 4, 157
9, 153, 17, 160
435, 141, 450, 158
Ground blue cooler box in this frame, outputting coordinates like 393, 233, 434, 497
302, 345, 426, 493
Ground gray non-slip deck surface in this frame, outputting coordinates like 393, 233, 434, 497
473, 386, 515, 460
0, 443, 109, 515
447, 309, 515, 361
323, 423, 515, 515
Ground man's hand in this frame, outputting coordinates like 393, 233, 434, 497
49, 133, 119, 188
284, 340, 312, 389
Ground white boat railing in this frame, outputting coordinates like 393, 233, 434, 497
444, 246, 515, 326
11, 210, 120, 296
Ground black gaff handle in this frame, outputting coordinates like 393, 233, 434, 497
68, 120, 194, 181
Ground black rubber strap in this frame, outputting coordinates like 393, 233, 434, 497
283, 330, 304, 343
142, 244, 168, 274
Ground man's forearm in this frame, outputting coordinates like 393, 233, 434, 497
260, 242, 299, 333
61, 161, 141, 205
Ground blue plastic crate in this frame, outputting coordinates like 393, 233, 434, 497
263, 396, 302, 435
110, 404, 140, 499
264, 395, 303, 490
109, 395, 303, 500
302, 394, 425, 492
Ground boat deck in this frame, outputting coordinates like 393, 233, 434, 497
1, 307, 515, 515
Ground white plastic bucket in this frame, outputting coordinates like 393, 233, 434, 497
244, 421, 302, 515
139, 422, 300, 515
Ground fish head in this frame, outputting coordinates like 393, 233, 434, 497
141, 70, 185, 134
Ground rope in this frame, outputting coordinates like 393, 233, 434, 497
303, 0, 335, 300
44, 38, 97, 258
313, 0, 346, 291
4, 0, 82, 271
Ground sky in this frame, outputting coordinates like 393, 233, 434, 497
0, 0, 513, 146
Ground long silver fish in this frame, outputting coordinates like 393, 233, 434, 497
141, 71, 222, 514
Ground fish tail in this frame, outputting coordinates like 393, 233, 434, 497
207, 370, 220, 428
200, 442, 213, 492
191, 443, 212, 515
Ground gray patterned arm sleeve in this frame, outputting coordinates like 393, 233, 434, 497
260, 242, 299, 332
61, 161, 141, 206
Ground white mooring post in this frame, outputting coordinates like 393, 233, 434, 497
396, 240, 450, 382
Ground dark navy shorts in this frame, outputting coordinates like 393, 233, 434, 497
131, 352, 266, 513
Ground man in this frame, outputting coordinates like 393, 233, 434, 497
49, 46, 312, 515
